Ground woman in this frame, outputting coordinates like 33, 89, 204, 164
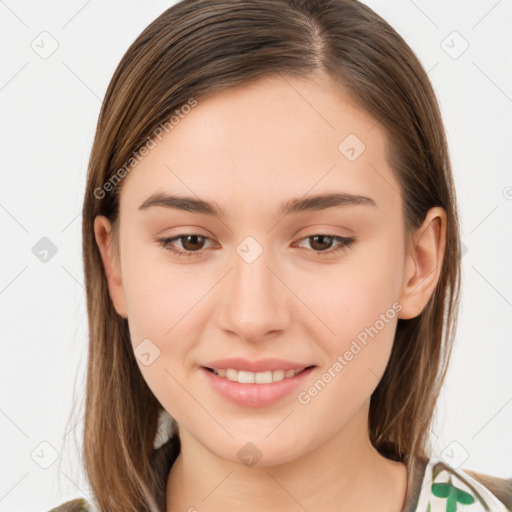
49, 0, 512, 510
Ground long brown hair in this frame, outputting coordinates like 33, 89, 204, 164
79, 0, 461, 510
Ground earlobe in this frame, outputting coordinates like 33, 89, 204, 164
93, 215, 128, 319
398, 207, 447, 320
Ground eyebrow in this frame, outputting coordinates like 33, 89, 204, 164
138, 191, 377, 218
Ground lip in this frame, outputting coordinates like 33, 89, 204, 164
200, 365, 316, 408
201, 357, 313, 373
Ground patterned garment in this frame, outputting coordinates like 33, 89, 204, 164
411, 458, 510, 512
47, 458, 511, 512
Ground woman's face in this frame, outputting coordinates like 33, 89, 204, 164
95, 72, 444, 466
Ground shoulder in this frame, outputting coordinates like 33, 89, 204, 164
413, 457, 512, 511
463, 467, 512, 511
47, 498, 93, 512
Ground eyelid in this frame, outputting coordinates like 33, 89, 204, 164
156, 232, 215, 251
156, 230, 356, 259
294, 223, 355, 238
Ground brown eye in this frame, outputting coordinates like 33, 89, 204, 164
308, 235, 335, 251
157, 234, 213, 258
178, 234, 207, 251
295, 234, 356, 256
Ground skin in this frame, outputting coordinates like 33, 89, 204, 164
94, 71, 446, 512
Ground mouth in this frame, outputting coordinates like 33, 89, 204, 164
203, 366, 315, 384
200, 364, 316, 408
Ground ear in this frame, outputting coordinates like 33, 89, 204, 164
398, 207, 447, 320
93, 215, 128, 319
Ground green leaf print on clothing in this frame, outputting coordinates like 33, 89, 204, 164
431, 476, 476, 512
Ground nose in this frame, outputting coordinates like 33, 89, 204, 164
216, 240, 291, 343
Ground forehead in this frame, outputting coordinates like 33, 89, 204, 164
118, 72, 402, 221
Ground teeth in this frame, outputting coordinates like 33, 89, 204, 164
212, 367, 305, 383
266, 370, 283, 383
226, 369, 238, 381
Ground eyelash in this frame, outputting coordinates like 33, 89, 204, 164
156, 233, 356, 258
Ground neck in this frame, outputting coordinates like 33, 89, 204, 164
166, 404, 408, 512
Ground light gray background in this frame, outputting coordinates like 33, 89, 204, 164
1, 1, 511, 510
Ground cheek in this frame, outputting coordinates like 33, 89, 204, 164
293, 251, 403, 430
119, 245, 206, 416
120, 236, 194, 340
118, 243, 194, 402
307, 243, 403, 344
299, 235, 404, 392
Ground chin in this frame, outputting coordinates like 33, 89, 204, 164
221, 433, 311, 468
